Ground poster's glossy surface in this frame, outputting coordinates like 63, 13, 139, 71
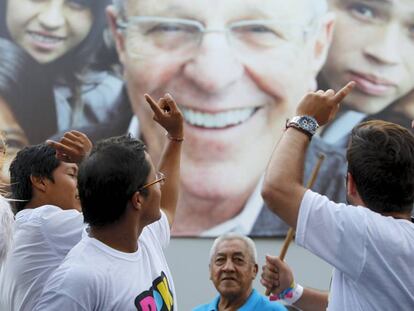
1, 0, 413, 236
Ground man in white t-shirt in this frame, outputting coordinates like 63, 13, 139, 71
36, 94, 183, 310
260, 82, 414, 310
0, 130, 92, 311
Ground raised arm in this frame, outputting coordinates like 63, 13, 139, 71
46, 130, 92, 164
145, 94, 184, 227
261, 83, 355, 229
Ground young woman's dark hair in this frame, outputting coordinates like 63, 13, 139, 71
0, 0, 111, 87
0, 0, 117, 140
0, 38, 56, 143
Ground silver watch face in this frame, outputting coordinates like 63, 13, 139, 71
298, 116, 317, 132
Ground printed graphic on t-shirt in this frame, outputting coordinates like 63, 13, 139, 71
134, 271, 174, 311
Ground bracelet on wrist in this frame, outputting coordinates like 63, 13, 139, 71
269, 281, 304, 305
166, 133, 184, 142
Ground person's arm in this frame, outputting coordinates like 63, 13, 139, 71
261, 255, 329, 311
145, 94, 184, 227
46, 130, 92, 164
294, 289, 329, 311
261, 83, 354, 229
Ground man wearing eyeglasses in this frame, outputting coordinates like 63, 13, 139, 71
87, 0, 340, 237
35, 94, 183, 310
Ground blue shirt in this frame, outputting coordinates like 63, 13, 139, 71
192, 289, 287, 311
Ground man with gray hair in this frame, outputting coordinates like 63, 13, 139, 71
193, 233, 287, 310
78, 0, 344, 237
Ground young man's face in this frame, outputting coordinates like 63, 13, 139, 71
44, 161, 80, 211
210, 239, 258, 300
0, 97, 28, 184
112, 0, 331, 218
6, 0, 93, 64
321, 0, 414, 114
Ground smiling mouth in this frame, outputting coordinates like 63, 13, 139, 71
181, 107, 261, 129
28, 31, 65, 45
348, 71, 396, 96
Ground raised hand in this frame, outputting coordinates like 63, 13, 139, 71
296, 81, 355, 126
145, 93, 184, 140
261, 255, 294, 297
46, 130, 92, 164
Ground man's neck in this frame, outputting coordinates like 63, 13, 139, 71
381, 211, 412, 221
89, 221, 142, 253
218, 289, 252, 311
24, 198, 49, 210
172, 190, 252, 236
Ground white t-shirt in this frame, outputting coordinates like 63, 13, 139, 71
0, 195, 13, 266
0, 205, 84, 311
35, 211, 177, 311
296, 190, 414, 311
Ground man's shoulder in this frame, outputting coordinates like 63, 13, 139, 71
18, 205, 82, 228
245, 289, 287, 310
192, 303, 213, 311
36, 243, 102, 310
192, 296, 219, 311
48, 239, 101, 285
141, 211, 171, 248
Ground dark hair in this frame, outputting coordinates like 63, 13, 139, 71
78, 135, 151, 227
9, 144, 60, 212
0, 38, 56, 143
0, 0, 111, 85
347, 120, 414, 214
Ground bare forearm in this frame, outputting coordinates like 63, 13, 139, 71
158, 139, 182, 227
293, 288, 329, 311
261, 128, 309, 228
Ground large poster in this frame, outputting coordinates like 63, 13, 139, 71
1, 0, 413, 237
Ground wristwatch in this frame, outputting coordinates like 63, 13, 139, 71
286, 115, 319, 139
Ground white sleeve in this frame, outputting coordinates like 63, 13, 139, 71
40, 207, 84, 256
35, 292, 88, 311
145, 211, 170, 249
295, 190, 368, 280
35, 263, 93, 311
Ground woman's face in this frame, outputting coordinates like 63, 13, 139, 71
6, 0, 93, 64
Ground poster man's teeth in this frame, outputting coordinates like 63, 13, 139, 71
182, 108, 256, 128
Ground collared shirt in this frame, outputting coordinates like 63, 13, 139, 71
127, 116, 141, 139
201, 178, 265, 237
321, 110, 366, 146
55, 71, 123, 131
192, 289, 287, 311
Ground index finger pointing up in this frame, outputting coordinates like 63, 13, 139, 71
333, 81, 355, 103
145, 94, 163, 116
